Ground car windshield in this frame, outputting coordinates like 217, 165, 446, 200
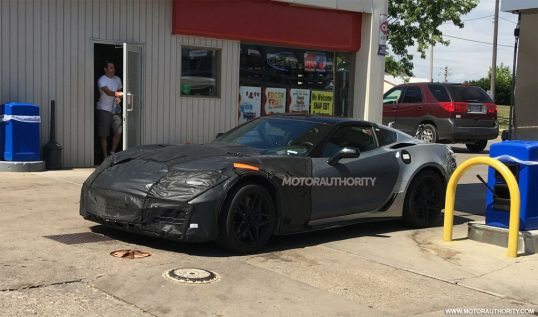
215, 117, 332, 156
447, 85, 493, 103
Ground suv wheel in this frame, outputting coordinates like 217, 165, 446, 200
418, 124, 438, 143
466, 140, 488, 153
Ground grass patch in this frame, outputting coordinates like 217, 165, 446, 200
497, 105, 510, 131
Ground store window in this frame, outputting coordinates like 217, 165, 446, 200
181, 47, 220, 97
238, 44, 353, 123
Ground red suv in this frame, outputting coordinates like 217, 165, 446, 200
382, 83, 499, 152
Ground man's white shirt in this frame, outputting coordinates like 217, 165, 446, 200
96, 75, 123, 112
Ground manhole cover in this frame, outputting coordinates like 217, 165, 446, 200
164, 268, 219, 284
110, 250, 151, 259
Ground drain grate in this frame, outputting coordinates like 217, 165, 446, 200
44, 232, 112, 245
164, 268, 219, 284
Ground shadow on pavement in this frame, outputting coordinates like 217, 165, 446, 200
454, 183, 487, 215
450, 145, 490, 155
90, 209, 478, 257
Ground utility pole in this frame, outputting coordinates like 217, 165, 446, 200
491, 0, 500, 101
442, 66, 451, 83
429, 45, 434, 82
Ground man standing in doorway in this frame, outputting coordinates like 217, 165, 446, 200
96, 60, 123, 160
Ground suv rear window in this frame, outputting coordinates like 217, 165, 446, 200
446, 85, 493, 103
428, 84, 451, 102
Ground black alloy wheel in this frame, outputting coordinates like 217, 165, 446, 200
219, 184, 276, 253
402, 171, 444, 228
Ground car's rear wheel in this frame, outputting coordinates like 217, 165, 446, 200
465, 140, 488, 153
418, 124, 438, 143
402, 170, 444, 228
218, 184, 276, 253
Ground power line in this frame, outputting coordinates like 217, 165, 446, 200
462, 14, 495, 22
499, 16, 517, 24
442, 15, 494, 25
444, 34, 513, 48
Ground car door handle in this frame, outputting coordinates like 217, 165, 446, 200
417, 106, 423, 109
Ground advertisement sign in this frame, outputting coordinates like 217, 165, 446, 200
264, 88, 287, 115
378, 14, 389, 56
310, 91, 334, 115
304, 52, 327, 73
289, 89, 311, 114
239, 86, 261, 124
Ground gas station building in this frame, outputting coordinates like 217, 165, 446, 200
0, 0, 388, 167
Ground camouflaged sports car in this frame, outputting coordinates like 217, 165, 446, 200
80, 115, 456, 253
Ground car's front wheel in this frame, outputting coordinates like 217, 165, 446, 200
465, 140, 488, 153
402, 170, 444, 228
218, 184, 276, 253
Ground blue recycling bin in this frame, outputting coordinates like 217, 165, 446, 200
2, 102, 41, 161
486, 141, 538, 231
0, 104, 4, 160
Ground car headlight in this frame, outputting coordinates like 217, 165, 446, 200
148, 170, 228, 202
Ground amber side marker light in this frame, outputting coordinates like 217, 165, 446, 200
233, 163, 260, 171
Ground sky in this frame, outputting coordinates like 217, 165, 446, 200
408, 0, 519, 83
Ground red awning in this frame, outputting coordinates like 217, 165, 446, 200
172, 0, 362, 52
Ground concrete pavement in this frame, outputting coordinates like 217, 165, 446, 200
1, 142, 537, 316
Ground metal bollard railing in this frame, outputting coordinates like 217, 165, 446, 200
443, 156, 521, 258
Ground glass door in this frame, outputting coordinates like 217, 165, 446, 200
122, 43, 143, 150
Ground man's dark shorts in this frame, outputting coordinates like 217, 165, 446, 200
96, 110, 122, 137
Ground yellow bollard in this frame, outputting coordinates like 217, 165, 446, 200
443, 156, 521, 258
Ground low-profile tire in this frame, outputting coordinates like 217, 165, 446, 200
402, 170, 444, 228
418, 124, 438, 143
465, 140, 488, 153
218, 184, 276, 253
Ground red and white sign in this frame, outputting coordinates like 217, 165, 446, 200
264, 88, 287, 115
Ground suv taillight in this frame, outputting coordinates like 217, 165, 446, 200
487, 104, 498, 114
439, 102, 468, 113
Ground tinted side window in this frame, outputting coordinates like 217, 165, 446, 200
428, 84, 451, 102
375, 127, 398, 146
322, 126, 377, 157
383, 88, 403, 104
402, 87, 423, 103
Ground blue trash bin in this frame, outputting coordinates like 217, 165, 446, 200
486, 141, 538, 231
3, 102, 41, 161
0, 104, 5, 160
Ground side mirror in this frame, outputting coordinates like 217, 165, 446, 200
215, 132, 224, 139
328, 147, 360, 166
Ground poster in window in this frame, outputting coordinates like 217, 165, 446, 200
239, 86, 262, 124
310, 91, 334, 115
289, 89, 310, 114
263, 87, 287, 115
304, 52, 327, 73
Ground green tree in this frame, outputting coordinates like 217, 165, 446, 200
466, 64, 513, 105
387, 0, 479, 76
